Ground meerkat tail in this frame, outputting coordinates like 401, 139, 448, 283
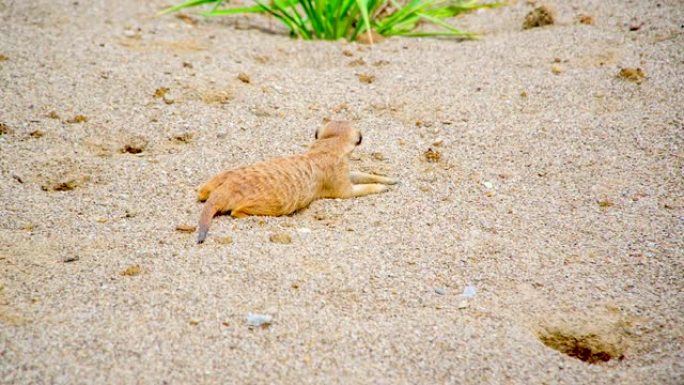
197, 199, 221, 244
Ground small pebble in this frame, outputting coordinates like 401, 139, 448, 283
482, 181, 494, 189
246, 313, 272, 327
237, 72, 251, 83
63, 256, 79, 263
434, 288, 446, 295
463, 285, 477, 298
458, 300, 469, 309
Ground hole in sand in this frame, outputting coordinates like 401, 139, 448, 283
537, 328, 624, 364
534, 307, 633, 364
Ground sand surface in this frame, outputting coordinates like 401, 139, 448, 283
1, 0, 683, 383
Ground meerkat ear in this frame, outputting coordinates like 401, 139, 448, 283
356, 132, 362, 145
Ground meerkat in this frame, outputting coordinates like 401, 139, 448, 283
196, 121, 398, 244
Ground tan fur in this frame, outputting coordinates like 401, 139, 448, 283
196, 121, 398, 243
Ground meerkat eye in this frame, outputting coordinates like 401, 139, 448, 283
356, 133, 362, 145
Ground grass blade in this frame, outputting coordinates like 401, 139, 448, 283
162, 0, 499, 41
204, 4, 264, 16
354, 0, 373, 41
158, 0, 220, 16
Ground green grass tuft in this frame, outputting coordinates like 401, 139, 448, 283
159, 0, 503, 41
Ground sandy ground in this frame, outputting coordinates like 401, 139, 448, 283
1, 0, 683, 383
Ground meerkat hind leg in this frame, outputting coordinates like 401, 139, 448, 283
197, 171, 231, 202
231, 210, 249, 218
350, 171, 398, 185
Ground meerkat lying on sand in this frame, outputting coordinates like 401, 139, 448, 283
196, 121, 398, 243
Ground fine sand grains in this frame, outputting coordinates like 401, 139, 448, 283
0, 0, 682, 384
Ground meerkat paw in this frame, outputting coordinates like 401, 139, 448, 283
350, 172, 398, 186
350, 184, 389, 197
384, 177, 399, 185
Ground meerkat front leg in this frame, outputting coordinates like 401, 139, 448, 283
350, 184, 389, 197
350, 171, 398, 185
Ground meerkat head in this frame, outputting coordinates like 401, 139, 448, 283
314, 121, 362, 153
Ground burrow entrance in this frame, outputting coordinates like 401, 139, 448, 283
537, 328, 625, 364
535, 308, 632, 364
